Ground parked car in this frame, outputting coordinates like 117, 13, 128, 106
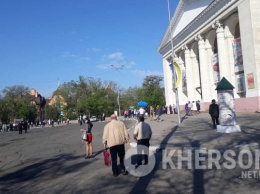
90, 116, 98, 122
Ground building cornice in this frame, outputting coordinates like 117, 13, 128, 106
158, 0, 239, 56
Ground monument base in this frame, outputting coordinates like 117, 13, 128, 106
217, 125, 241, 133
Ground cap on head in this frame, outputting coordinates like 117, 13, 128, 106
212, 99, 216, 103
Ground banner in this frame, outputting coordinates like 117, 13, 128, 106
247, 73, 255, 89
236, 74, 246, 93
232, 38, 244, 73
169, 62, 182, 89
182, 70, 187, 94
211, 53, 220, 83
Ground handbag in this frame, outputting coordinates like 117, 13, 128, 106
103, 149, 111, 167
82, 132, 87, 140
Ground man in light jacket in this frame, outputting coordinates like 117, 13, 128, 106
103, 114, 129, 177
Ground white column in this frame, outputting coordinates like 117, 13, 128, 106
190, 53, 201, 101
195, 34, 212, 102
182, 45, 195, 101
226, 34, 240, 98
205, 45, 218, 100
212, 20, 232, 81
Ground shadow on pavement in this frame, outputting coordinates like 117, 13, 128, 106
0, 154, 89, 193
129, 125, 179, 194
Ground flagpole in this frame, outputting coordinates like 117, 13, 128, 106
111, 64, 124, 117
167, 0, 181, 124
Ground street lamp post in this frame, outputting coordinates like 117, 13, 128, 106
167, 0, 181, 124
111, 64, 124, 117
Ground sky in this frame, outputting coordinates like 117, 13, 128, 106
0, 0, 178, 98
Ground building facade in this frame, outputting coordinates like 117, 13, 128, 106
158, 0, 260, 112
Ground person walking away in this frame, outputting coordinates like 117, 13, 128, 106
139, 107, 145, 117
155, 105, 162, 122
102, 114, 129, 177
80, 118, 94, 158
187, 101, 192, 116
184, 103, 189, 116
196, 100, 201, 114
18, 122, 23, 134
133, 116, 152, 167
23, 120, 28, 133
192, 101, 197, 115
209, 99, 219, 129
173, 104, 177, 114
149, 106, 154, 121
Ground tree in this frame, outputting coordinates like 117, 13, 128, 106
0, 85, 37, 123
53, 77, 118, 118
45, 105, 60, 121
138, 75, 165, 107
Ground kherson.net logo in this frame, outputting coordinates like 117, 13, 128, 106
124, 147, 260, 178
124, 145, 156, 177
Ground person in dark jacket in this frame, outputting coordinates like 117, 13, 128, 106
209, 99, 219, 129
18, 122, 23, 134
23, 120, 28, 133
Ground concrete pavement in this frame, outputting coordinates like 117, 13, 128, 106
0, 112, 260, 193
129, 112, 260, 194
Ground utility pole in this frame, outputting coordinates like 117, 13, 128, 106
167, 0, 181, 124
111, 64, 124, 117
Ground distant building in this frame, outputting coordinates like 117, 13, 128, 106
158, 0, 260, 112
47, 95, 67, 106
30, 89, 46, 121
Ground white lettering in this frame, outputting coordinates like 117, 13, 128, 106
223, 150, 236, 169
238, 150, 253, 169
208, 149, 221, 169
162, 149, 177, 169
254, 149, 260, 169
177, 149, 192, 169
195, 149, 207, 169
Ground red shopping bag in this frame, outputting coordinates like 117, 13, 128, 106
103, 149, 111, 167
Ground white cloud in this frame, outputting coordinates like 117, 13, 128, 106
61, 52, 78, 58
131, 70, 163, 77
96, 64, 110, 70
79, 57, 90, 61
105, 52, 124, 60
87, 48, 101, 52
124, 61, 136, 68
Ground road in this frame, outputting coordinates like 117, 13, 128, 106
1, 113, 260, 194
0, 119, 137, 194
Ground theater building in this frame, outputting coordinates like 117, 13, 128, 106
158, 0, 260, 112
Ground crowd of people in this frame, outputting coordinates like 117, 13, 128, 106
184, 100, 201, 116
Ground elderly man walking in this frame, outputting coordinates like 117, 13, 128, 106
133, 116, 152, 167
102, 114, 129, 177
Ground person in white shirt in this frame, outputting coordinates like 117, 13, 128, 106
133, 116, 152, 166
139, 107, 145, 117
191, 101, 197, 115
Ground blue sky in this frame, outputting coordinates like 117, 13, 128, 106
0, 0, 178, 98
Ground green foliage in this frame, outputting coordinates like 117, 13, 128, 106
67, 113, 77, 120
0, 85, 37, 123
0, 75, 165, 122
45, 105, 60, 120
57, 77, 118, 117
138, 75, 165, 107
